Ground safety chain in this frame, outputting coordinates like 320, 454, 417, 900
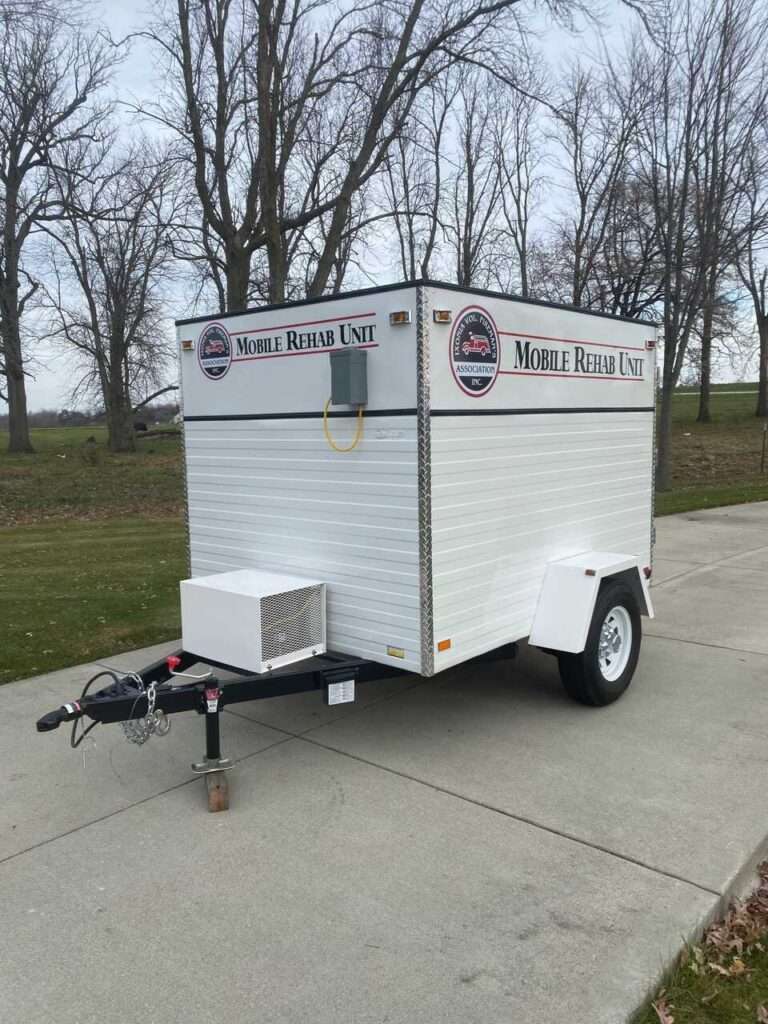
121, 677, 171, 746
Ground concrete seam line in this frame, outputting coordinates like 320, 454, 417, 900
652, 540, 768, 590
644, 631, 768, 658
296, 734, 721, 898
0, 734, 295, 870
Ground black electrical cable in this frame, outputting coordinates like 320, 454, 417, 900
70, 670, 119, 749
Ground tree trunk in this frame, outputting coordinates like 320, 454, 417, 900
1, 313, 33, 453
105, 387, 136, 453
309, 192, 353, 298
225, 244, 251, 312
266, 235, 286, 304
1, 241, 33, 452
656, 367, 675, 492
757, 314, 768, 419
696, 299, 713, 424
5, 362, 33, 453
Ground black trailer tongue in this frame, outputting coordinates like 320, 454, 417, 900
36, 648, 401, 811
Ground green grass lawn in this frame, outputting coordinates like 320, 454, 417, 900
634, 951, 768, 1024
0, 426, 186, 683
634, 864, 768, 1023
0, 517, 186, 684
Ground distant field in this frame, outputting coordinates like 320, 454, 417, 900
0, 517, 185, 685
657, 384, 768, 515
0, 426, 183, 526
0, 427, 186, 682
1, 392, 766, 683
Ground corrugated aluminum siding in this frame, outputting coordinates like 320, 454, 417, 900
429, 411, 654, 670
185, 417, 422, 672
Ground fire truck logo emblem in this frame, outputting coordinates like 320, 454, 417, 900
198, 323, 232, 380
450, 307, 499, 396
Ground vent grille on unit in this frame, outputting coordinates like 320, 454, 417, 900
260, 585, 324, 663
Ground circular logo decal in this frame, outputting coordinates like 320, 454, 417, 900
198, 322, 231, 380
450, 306, 499, 397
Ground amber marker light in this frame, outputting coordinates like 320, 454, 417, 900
433, 309, 452, 324
389, 310, 412, 325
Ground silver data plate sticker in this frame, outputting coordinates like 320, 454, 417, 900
327, 680, 355, 705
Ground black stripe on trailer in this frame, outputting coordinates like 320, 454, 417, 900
183, 406, 654, 423
175, 278, 659, 329
430, 406, 655, 416
184, 408, 417, 422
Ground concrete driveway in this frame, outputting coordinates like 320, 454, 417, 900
2, 502, 767, 1024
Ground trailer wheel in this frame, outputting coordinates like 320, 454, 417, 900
558, 581, 641, 707
206, 772, 230, 812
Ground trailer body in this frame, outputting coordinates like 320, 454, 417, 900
177, 282, 656, 677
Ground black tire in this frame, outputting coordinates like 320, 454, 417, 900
558, 580, 641, 707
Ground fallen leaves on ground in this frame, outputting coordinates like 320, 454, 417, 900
652, 993, 674, 1023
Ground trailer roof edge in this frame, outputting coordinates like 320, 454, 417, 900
174, 279, 660, 329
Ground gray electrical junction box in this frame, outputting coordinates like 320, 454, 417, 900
330, 348, 367, 405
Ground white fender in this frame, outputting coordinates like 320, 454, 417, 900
528, 552, 654, 654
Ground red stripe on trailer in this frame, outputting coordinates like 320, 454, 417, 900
231, 342, 379, 364
498, 329, 644, 352
498, 370, 644, 382
228, 311, 376, 336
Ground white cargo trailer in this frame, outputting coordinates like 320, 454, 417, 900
179, 281, 655, 700
37, 281, 657, 810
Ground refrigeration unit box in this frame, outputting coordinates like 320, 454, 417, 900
176, 281, 656, 702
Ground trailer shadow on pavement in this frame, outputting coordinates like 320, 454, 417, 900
2, 502, 768, 1024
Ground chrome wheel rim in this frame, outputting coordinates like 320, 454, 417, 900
598, 606, 632, 682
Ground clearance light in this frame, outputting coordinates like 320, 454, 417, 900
437, 638, 452, 652
181, 339, 194, 351
433, 309, 452, 324
387, 645, 405, 659
645, 338, 656, 350
389, 310, 412, 325
643, 565, 652, 579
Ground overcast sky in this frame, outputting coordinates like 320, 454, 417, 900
22, 0, 638, 411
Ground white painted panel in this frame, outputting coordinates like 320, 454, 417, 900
429, 412, 654, 671
426, 285, 655, 411
179, 286, 418, 417
528, 554, 645, 653
185, 418, 422, 672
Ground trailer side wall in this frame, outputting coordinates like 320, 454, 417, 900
425, 285, 655, 671
179, 287, 424, 672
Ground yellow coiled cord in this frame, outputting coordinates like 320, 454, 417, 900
322, 398, 364, 452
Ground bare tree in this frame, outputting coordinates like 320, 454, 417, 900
383, 76, 457, 281
442, 70, 506, 288
691, 0, 768, 423
46, 145, 178, 452
0, 4, 114, 452
146, 0, 610, 312
549, 56, 644, 308
575, 173, 664, 318
495, 74, 543, 297
736, 140, 768, 418
633, 4, 721, 490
